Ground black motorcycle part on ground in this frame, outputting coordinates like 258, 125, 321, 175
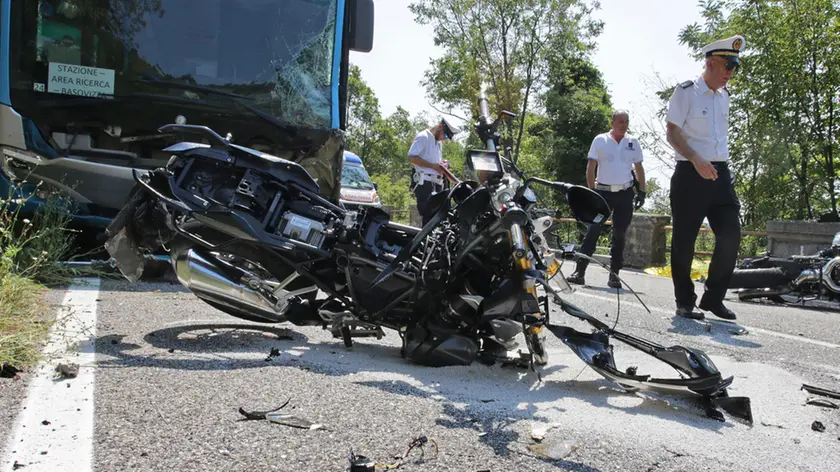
729, 267, 793, 289
401, 321, 479, 367
535, 278, 752, 423
544, 324, 752, 424
737, 255, 810, 276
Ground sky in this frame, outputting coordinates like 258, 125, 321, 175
348, 0, 710, 186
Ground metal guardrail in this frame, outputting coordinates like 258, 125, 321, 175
551, 217, 768, 260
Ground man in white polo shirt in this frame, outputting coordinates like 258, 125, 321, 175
567, 110, 646, 289
407, 117, 460, 225
665, 35, 745, 321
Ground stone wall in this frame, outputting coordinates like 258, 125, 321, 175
766, 220, 840, 257
623, 214, 671, 268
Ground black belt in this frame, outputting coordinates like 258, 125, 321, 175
677, 160, 729, 169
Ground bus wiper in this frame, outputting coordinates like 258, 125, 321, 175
136, 76, 254, 100
134, 77, 298, 134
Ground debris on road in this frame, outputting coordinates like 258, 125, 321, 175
528, 438, 579, 460
347, 451, 376, 472
238, 398, 291, 420
811, 421, 826, 433
238, 399, 327, 431
530, 423, 558, 442
55, 363, 79, 379
346, 436, 439, 470
265, 348, 281, 362
266, 412, 326, 431
1, 363, 21, 378
802, 384, 840, 400
806, 398, 839, 409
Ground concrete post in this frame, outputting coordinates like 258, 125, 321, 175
623, 213, 671, 268
409, 205, 422, 227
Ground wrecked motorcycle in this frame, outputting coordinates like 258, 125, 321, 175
729, 231, 840, 305
103, 84, 752, 424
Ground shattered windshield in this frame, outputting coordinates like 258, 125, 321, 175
9, 0, 340, 129
341, 165, 375, 190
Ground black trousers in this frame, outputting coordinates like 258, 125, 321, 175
413, 180, 443, 226
669, 161, 741, 308
576, 187, 635, 275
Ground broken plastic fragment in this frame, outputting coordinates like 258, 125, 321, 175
238, 398, 291, 420
347, 451, 376, 472
528, 439, 579, 460
266, 413, 326, 430
802, 384, 840, 400
530, 423, 557, 442
806, 398, 839, 409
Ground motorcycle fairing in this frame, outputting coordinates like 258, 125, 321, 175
535, 278, 753, 424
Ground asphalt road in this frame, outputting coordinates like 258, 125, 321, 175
3, 266, 839, 471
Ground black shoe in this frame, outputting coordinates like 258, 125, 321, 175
607, 274, 621, 289
675, 304, 704, 320
566, 271, 585, 285
698, 301, 737, 320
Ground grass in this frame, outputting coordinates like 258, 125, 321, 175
0, 271, 48, 372
0, 181, 89, 373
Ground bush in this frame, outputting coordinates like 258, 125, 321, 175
1, 181, 83, 372
1, 185, 78, 285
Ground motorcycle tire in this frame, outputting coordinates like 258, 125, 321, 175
729, 267, 791, 289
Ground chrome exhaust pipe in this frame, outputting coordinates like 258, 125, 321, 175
792, 269, 820, 288
821, 257, 840, 294
173, 249, 286, 322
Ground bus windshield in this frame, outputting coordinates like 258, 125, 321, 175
9, 0, 341, 130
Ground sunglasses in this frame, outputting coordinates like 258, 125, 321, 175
723, 59, 739, 71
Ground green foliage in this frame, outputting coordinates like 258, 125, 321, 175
645, 177, 671, 216
542, 55, 613, 204
1, 186, 78, 286
409, 0, 603, 162
1, 183, 84, 371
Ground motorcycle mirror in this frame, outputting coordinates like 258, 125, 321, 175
565, 185, 612, 224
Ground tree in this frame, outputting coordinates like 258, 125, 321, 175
541, 55, 613, 191
346, 64, 382, 162
409, 0, 603, 163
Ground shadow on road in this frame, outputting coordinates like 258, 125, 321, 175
96, 318, 735, 466
666, 317, 763, 349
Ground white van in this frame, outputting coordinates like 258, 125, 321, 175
340, 151, 382, 210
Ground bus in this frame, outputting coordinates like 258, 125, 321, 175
0, 0, 374, 228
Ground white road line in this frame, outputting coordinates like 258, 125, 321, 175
2, 278, 100, 472
570, 290, 840, 349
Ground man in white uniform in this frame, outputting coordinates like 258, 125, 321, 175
567, 110, 646, 289
665, 35, 745, 320
407, 117, 460, 225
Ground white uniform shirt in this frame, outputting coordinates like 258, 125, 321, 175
666, 75, 730, 162
587, 132, 644, 185
407, 129, 442, 177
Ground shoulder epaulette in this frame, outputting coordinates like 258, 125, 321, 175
679, 80, 693, 89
